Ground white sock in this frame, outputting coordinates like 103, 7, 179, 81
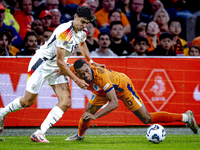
0, 97, 23, 117
182, 114, 188, 123
40, 106, 64, 133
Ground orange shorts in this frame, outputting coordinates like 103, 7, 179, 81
89, 79, 143, 112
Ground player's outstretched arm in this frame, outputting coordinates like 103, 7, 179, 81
78, 41, 106, 68
83, 89, 118, 120
56, 47, 88, 89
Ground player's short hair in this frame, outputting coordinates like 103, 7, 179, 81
76, 6, 94, 22
74, 59, 88, 71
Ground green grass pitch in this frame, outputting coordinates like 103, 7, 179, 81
0, 134, 199, 150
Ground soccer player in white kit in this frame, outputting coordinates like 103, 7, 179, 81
0, 6, 105, 143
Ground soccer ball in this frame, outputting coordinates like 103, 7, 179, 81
146, 124, 166, 144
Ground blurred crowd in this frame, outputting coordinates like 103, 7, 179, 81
0, 0, 200, 57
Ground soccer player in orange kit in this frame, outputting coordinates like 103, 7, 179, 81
66, 59, 198, 141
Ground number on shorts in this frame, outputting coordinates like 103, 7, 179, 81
126, 98, 133, 106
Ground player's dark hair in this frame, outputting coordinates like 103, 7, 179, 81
76, 6, 94, 21
74, 59, 88, 71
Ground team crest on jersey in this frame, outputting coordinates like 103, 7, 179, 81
63, 41, 68, 45
93, 84, 99, 91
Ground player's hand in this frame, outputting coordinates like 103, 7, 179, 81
75, 78, 89, 90
82, 112, 97, 120
91, 61, 106, 68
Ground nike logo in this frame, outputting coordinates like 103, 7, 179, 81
193, 84, 200, 101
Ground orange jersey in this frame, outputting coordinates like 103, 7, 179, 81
71, 65, 125, 96
70, 64, 143, 111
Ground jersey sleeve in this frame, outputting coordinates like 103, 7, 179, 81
56, 27, 73, 50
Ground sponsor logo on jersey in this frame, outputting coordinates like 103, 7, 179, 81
63, 41, 68, 45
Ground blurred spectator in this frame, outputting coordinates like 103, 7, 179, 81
118, 0, 131, 14
125, 0, 151, 40
131, 21, 160, 55
17, 30, 38, 56
109, 21, 133, 56
168, 16, 189, 56
192, 36, 200, 50
49, 9, 61, 30
151, 32, 176, 56
95, 0, 130, 34
153, 8, 169, 33
59, 0, 86, 18
150, 0, 164, 19
14, 0, 34, 40
0, 0, 20, 32
31, 19, 43, 45
90, 32, 117, 56
189, 45, 200, 56
130, 22, 148, 46
83, 0, 99, 15
0, 30, 12, 56
146, 21, 160, 53
39, 10, 53, 31
0, 4, 22, 50
129, 36, 149, 56
34, 0, 59, 18
4, 0, 19, 10
86, 22, 99, 52
99, 9, 130, 39
40, 29, 53, 45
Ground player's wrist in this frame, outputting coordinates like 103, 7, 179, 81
89, 59, 94, 64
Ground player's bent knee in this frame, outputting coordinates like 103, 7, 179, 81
20, 97, 35, 107
82, 118, 91, 122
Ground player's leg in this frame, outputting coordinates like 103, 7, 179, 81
133, 104, 198, 134
78, 103, 102, 136
0, 90, 38, 133
31, 82, 71, 143
123, 81, 198, 134
66, 102, 103, 141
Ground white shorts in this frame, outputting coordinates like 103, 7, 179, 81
26, 54, 69, 94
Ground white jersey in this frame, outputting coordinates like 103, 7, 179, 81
36, 20, 87, 66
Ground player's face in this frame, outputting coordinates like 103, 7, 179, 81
74, 15, 90, 32
76, 64, 93, 83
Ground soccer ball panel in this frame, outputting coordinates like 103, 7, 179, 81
146, 124, 166, 144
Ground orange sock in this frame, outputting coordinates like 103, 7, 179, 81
150, 111, 183, 123
78, 117, 91, 136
